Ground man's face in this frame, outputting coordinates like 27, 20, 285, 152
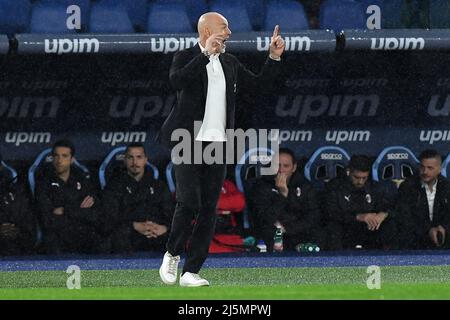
349, 169, 370, 189
52, 147, 73, 175
277, 153, 297, 178
125, 147, 147, 177
207, 15, 231, 51
420, 157, 441, 184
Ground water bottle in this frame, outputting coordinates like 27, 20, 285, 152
273, 227, 284, 252
256, 239, 267, 253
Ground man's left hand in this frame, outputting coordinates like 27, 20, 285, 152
269, 25, 285, 59
145, 221, 168, 238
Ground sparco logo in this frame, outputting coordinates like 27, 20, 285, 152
0, 96, 60, 118
420, 130, 450, 144
370, 37, 425, 50
45, 38, 100, 55
268, 130, 312, 142
276, 95, 378, 124
320, 153, 343, 160
387, 153, 409, 160
109, 95, 175, 125
150, 37, 197, 53
326, 130, 370, 145
101, 131, 147, 146
257, 36, 311, 51
5, 132, 51, 146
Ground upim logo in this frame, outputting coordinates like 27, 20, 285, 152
257, 36, 311, 51
101, 131, 147, 146
428, 95, 450, 116
150, 37, 197, 53
44, 38, 100, 55
0, 96, 60, 118
109, 95, 174, 125
320, 153, 343, 160
387, 153, 409, 160
269, 129, 312, 142
5, 132, 51, 146
325, 130, 370, 145
370, 37, 425, 50
275, 95, 379, 124
420, 130, 450, 145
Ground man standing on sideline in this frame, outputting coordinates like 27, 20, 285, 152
158, 12, 285, 287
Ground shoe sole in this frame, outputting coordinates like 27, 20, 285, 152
179, 282, 210, 287
159, 266, 177, 285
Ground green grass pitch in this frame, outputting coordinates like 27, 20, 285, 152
1, 266, 450, 299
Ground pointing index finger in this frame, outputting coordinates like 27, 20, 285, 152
273, 25, 279, 38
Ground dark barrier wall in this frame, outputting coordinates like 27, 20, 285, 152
1, 31, 450, 164
0, 35, 8, 54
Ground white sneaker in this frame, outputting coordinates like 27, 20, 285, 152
159, 251, 180, 285
179, 272, 210, 287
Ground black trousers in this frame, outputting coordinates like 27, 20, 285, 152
167, 158, 227, 274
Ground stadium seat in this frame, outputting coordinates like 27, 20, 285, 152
30, 2, 77, 34
263, 0, 309, 32
96, 0, 148, 32
28, 148, 90, 197
377, 0, 405, 28
304, 146, 351, 189
147, 3, 194, 33
98, 146, 159, 190
371, 146, 419, 188
165, 161, 175, 193
154, 0, 207, 27
430, 0, 450, 28
0, 160, 18, 184
245, 0, 266, 31
319, 0, 366, 32
0, 0, 31, 36
234, 147, 275, 229
440, 153, 450, 179
89, 1, 134, 34
209, 0, 253, 32
33, 0, 90, 32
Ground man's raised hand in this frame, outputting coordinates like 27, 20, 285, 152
270, 25, 285, 59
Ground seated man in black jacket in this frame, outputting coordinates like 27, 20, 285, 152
35, 140, 104, 254
102, 143, 174, 253
248, 148, 323, 252
324, 155, 397, 250
0, 155, 36, 255
396, 149, 450, 249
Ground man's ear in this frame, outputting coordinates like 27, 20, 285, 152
293, 163, 297, 173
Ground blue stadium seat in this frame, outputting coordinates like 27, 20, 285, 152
304, 146, 351, 189
209, 0, 253, 32
0, 0, 31, 36
440, 153, 450, 179
154, 0, 207, 27
371, 146, 419, 188
319, 0, 366, 32
235, 147, 275, 229
89, 1, 134, 33
165, 161, 175, 193
0, 160, 18, 184
147, 3, 194, 33
28, 148, 90, 197
99, 146, 159, 190
96, 0, 148, 32
33, 0, 91, 32
245, 0, 266, 31
263, 0, 309, 32
430, 0, 450, 28
30, 2, 77, 34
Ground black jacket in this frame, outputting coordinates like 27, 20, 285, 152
249, 171, 321, 238
102, 169, 174, 233
157, 44, 282, 148
396, 175, 450, 247
35, 166, 100, 231
324, 176, 392, 225
0, 169, 36, 249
